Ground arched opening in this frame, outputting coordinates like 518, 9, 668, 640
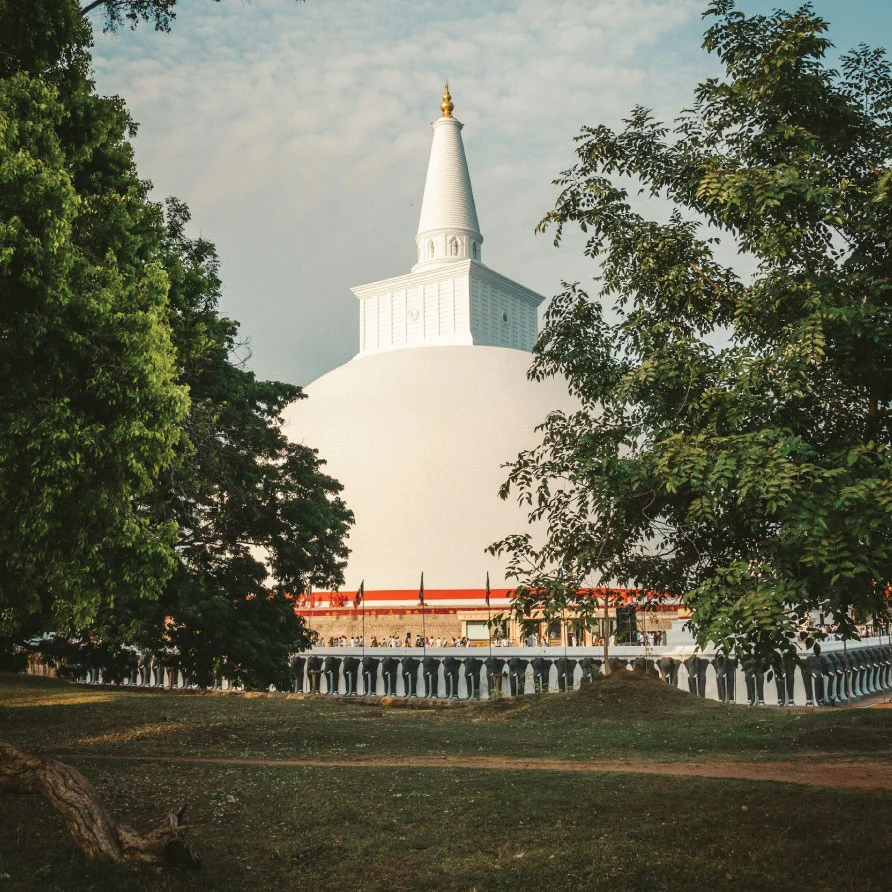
427, 240, 435, 259
448, 236, 459, 256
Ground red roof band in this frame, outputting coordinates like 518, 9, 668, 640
292, 588, 677, 609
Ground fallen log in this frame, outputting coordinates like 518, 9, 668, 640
0, 741, 200, 870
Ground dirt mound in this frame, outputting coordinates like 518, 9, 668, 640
581, 670, 698, 705
478, 670, 714, 721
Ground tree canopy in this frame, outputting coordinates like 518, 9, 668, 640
0, 0, 188, 637
492, 1, 892, 662
1, 0, 351, 685
80, 0, 180, 31
105, 199, 352, 690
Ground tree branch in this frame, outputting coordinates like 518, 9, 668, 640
854, 146, 882, 179
0, 741, 200, 870
80, 1, 108, 16
688, 261, 724, 294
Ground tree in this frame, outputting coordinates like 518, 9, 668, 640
1, 0, 349, 864
492, 1, 892, 663
0, 0, 188, 639
101, 199, 352, 692
0, 0, 194, 866
2, 0, 348, 679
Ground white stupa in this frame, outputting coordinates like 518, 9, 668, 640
283, 86, 575, 599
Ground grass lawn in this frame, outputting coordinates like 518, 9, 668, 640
1, 673, 890, 891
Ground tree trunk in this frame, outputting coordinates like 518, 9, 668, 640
0, 741, 199, 870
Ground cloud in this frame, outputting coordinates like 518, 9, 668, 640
90, 0, 715, 385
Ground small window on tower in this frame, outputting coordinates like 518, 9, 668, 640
427, 240, 435, 259
472, 242, 478, 258
448, 236, 459, 256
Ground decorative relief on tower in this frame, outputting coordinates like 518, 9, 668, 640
378, 292, 392, 347
407, 288, 423, 339
467, 274, 539, 352
392, 290, 406, 344
423, 283, 438, 338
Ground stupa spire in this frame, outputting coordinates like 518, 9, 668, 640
440, 82, 454, 118
413, 85, 483, 271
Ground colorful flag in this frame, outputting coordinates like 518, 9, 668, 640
485, 571, 491, 607
353, 580, 364, 609
418, 572, 425, 604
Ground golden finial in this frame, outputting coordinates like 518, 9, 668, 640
440, 83, 454, 118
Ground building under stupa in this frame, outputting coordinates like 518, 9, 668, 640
283, 88, 673, 644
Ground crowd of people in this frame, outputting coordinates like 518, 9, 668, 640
823, 623, 889, 641
312, 621, 892, 652
317, 629, 671, 648
520, 630, 667, 648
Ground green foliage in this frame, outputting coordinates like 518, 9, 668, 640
0, 1, 351, 687
79, 0, 205, 32
0, 640, 28, 672
0, 0, 188, 636
492, 2, 892, 661
100, 200, 352, 690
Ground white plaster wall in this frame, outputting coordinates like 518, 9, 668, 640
415, 117, 480, 244
283, 345, 578, 591
359, 274, 473, 354
470, 273, 538, 352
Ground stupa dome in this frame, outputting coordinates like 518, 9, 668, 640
284, 87, 577, 596
282, 344, 576, 591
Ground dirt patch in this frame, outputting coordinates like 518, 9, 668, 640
64, 752, 892, 792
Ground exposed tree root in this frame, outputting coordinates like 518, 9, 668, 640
0, 741, 200, 870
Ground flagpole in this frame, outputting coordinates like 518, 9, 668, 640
355, 579, 365, 658
486, 571, 492, 658
419, 572, 426, 656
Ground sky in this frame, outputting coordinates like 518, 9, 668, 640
88, 0, 892, 387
